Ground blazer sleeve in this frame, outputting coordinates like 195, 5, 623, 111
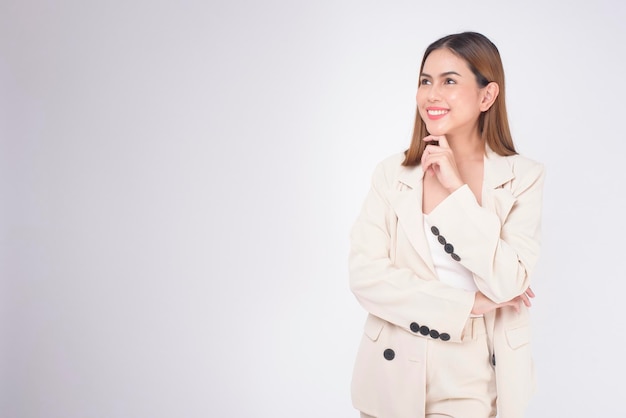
349, 160, 475, 343
427, 160, 546, 303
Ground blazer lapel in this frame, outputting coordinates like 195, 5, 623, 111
385, 147, 516, 279
387, 165, 437, 277
482, 146, 516, 219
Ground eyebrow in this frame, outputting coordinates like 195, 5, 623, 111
420, 71, 462, 78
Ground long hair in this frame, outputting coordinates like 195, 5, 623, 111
403, 32, 517, 166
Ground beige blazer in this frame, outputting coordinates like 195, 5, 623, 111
349, 146, 545, 418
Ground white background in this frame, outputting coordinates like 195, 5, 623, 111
1, 1, 625, 417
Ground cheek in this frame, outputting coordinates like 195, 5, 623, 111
417, 108, 427, 122
415, 93, 427, 117
446, 90, 460, 103
450, 88, 479, 107
416, 88, 429, 107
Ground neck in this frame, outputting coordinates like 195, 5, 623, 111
446, 131, 484, 161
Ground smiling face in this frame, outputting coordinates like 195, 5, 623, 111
416, 48, 490, 138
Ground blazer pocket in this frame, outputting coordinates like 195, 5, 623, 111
505, 325, 530, 349
363, 315, 385, 342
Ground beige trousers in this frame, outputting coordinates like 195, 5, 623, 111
360, 316, 497, 418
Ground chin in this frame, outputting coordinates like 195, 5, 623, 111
426, 128, 448, 136
424, 122, 448, 136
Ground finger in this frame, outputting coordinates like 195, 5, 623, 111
502, 298, 519, 313
511, 300, 520, 313
435, 134, 449, 149
424, 163, 437, 176
422, 153, 448, 172
421, 150, 438, 175
521, 294, 532, 308
526, 287, 536, 298
421, 155, 442, 177
420, 152, 431, 172
423, 135, 440, 146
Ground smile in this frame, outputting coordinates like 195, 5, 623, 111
426, 108, 448, 120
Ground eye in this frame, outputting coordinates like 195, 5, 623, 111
444, 78, 457, 85
420, 78, 431, 86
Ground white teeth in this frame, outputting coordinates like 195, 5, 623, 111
428, 109, 448, 116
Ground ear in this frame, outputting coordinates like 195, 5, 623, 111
480, 82, 499, 112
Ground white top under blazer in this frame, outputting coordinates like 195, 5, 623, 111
424, 216, 479, 293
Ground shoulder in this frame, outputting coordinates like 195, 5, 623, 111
487, 146, 544, 178
499, 153, 546, 193
375, 152, 406, 170
505, 153, 544, 176
507, 153, 545, 185
371, 152, 421, 189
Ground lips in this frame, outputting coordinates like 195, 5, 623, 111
425, 107, 448, 120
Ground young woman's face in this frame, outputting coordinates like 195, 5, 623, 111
416, 48, 486, 138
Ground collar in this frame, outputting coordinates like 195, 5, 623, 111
484, 145, 515, 189
396, 145, 515, 190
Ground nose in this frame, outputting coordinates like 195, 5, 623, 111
427, 84, 441, 102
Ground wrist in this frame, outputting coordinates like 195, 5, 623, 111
446, 181, 464, 194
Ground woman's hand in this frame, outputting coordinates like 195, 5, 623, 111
421, 135, 464, 193
471, 287, 535, 315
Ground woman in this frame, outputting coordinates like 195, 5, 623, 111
349, 32, 545, 418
